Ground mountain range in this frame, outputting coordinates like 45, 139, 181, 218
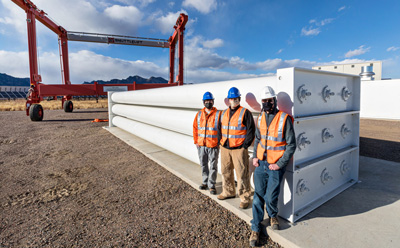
0, 73, 168, 86
0, 73, 30, 86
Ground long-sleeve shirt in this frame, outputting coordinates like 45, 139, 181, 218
218, 105, 255, 150
253, 109, 296, 168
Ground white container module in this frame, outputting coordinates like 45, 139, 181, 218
279, 147, 359, 222
108, 67, 360, 223
275, 68, 360, 222
290, 111, 360, 171
276, 68, 360, 118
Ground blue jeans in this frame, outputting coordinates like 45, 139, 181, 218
251, 160, 286, 232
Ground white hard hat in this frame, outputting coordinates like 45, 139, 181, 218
260, 86, 276, 99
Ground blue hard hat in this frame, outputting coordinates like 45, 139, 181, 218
227, 87, 241, 99
202, 91, 215, 101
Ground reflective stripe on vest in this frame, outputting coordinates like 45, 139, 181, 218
256, 111, 290, 163
220, 106, 248, 147
197, 109, 220, 148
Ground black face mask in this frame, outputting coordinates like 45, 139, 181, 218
205, 102, 213, 109
263, 101, 274, 112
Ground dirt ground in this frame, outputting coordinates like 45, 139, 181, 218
0, 109, 398, 247
359, 118, 400, 162
0, 109, 279, 248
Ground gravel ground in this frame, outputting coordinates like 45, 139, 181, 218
0, 109, 280, 248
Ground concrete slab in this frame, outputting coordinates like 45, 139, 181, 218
105, 126, 400, 248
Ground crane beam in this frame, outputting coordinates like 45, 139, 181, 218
67, 32, 169, 48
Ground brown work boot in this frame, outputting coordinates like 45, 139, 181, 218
249, 231, 259, 247
217, 194, 235, 200
270, 217, 279, 230
239, 201, 249, 209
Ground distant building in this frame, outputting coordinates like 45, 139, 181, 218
0, 86, 30, 100
312, 61, 382, 80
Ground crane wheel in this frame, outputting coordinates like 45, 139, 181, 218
29, 104, 44, 121
63, 100, 73, 113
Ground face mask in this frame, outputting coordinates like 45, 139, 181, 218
263, 101, 274, 112
229, 99, 240, 108
205, 102, 213, 109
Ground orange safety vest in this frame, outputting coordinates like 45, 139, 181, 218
220, 106, 248, 148
256, 111, 293, 163
195, 108, 221, 148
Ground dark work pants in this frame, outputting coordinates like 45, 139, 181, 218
251, 160, 286, 232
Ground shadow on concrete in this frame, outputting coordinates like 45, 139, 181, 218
360, 137, 400, 163
72, 110, 108, 114
44, 119, 95, 122
292, 156, 400, 224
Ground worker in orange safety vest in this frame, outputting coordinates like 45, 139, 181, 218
249, 86, 296, 247
193, 91, 221, 195
217, 87, 255, 209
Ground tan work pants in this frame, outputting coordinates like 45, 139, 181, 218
220, 145, 251, 204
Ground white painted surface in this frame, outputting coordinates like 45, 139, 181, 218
360, 79, 400, 120
111, 76, 275, 112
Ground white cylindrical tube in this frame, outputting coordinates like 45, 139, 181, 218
113, 115, 199, 164
111, 76, 277, 112
112, 104, 197, 136
112, 115, 256, 187
112, 104, 260, 137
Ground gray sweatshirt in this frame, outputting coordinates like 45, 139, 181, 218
253, 108, 296, 168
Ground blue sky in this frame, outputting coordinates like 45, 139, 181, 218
0, 0, 399, 84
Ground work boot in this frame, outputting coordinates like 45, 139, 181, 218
270, 217, 279, 230
249, 231, 259, 247
239, 202, 249, 209
199, 184, 208, 190
217, 194, 235, 200
210, 187, 217, 195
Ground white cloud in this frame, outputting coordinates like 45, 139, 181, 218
301, 27, 321, 36
319, 58, 368, 65
309, 18, 334, 26
185, 36, 318, 72
0, 50, 30, 78
104, 5, 143, 22
1, 0, 144, 36
318, 18, 334, 26
345, 45, 371, 58
202, 38, 224, 49
168, 2, 175, 7
113, 0, 155, 7
0, 0, 27, 34
0, 49, 167, 84
276, 49, 284, 54
301, 18, 334, 37
69, 50, 165, 82
387, 46, 400, 52
182, 0, 217, 14
338, 6, 346, 12
152, 10, 188, 34
3, 46, 400, 84
138, 0, 156, 7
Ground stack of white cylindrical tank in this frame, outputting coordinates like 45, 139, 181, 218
108, 67, 360, 223
109, 76, 276, 174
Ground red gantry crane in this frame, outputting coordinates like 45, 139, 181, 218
12, 0, 188, 121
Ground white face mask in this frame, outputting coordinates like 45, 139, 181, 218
229, 98, 240, 108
